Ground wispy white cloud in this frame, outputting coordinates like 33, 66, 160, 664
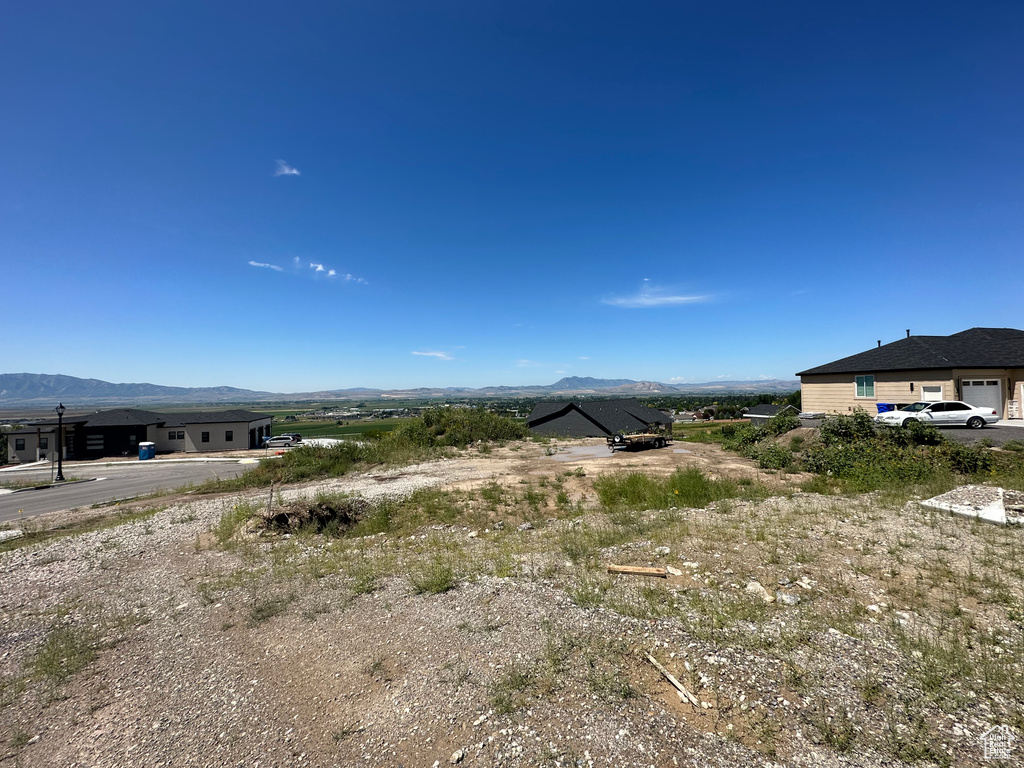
412, 350, 455, 361
274, 159, 300, 177
248, 260, 284, 272
603, 280, 709, 309
555, 370, 567, 374
578, 356, 589, 360
669, 376, 688, 382
307, 262, 367, 283
516, 359, 542, 367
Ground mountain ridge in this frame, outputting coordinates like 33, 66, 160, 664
0, 372, 799, 407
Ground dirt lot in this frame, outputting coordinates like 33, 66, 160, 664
1, 438, 1021, 767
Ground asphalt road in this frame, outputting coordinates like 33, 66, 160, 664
0, 461, 252, 523
942, 424, 1024, 447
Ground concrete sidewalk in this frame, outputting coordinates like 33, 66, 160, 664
0, 456, 260, 475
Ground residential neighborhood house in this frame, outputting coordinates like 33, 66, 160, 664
526, 398, 674, 438
743, 403, 800, 427
6, 408, 273, 464
797, 327, 1024, 419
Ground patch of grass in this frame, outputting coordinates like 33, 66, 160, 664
408, 548, 459, 595
247, 594, 292, 626
214, 501, 259, 547
33, 625, 100, 686
490, 667, 536, 715
594, 467, 743, 512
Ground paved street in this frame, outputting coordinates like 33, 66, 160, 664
0, 460, 253, 523
942, 423, 1024, 447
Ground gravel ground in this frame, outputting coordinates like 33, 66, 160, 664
1, 445, 1022, 767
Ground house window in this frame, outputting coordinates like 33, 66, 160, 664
39, 438, 48, 450
225, 430, 233, 442
15, 438, 25, 451
129, 435, 137, 446
86, 434, 104, 450
855, 375, 875, 398
169, 430, 177, 440
201, 431, 210, 443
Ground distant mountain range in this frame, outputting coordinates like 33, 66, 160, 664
0, 372, 799, 408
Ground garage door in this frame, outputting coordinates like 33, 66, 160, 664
962, 380, 1002, 414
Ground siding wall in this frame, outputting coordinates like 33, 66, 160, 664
801, 370, 954, 415
802, 368, 1024, 418
5, 429, 56, 464
182, 418, 272, 452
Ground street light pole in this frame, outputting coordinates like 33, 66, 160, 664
55, 403, 65, 482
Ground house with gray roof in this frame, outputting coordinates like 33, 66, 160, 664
7, 408, 272, 463
526, 399, 673, 438
743, 404, 799, 427
796, 327, 1024, 419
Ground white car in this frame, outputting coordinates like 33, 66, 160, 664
874, 401, 999, 429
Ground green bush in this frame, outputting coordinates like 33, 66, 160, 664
761, 411, 800, 438
755, 443, 793, 470
818, 412, 876, 446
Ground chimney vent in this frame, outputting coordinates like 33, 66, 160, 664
877, 340, 881, 348
906, 329, 911, 338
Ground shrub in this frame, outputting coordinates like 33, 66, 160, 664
761, 411, 800, 438
755, 443, 793, 470
818, 412, 876, 446
936, 442, 991, 475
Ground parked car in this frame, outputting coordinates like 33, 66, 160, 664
874, 401, 999, 429
263, 435, 296, 448
280, 433, 302, 443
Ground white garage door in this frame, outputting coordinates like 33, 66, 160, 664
962, 380, 1002, 414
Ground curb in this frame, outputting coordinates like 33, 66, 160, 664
7, 478, 99, 494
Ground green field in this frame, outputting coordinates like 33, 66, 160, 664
272, 417, 405, 439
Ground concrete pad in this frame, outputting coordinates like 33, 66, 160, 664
920, 485, 1021, 525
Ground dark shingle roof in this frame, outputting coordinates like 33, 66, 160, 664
29, 408, 271, 429
797, 328, 1024, 376
527, 399, 672, 435
746, 404, 782, 417
164, 409, 271, 425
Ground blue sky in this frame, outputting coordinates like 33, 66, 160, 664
3, 1, 1022, 392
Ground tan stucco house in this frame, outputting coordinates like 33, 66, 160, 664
6, 408, 273, 464
796, 327, 1024, 419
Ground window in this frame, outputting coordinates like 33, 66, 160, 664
129, 435, 137, 446
86, 434, 104, 450
169, 430, 178, 440
946, 403, 970, 411
201, 431, 210, 443
225, 430, 233, 442
39, 438, 48, 450
855, 375, 875, 398
173, 430, 184, 440
15, 438, 25, 451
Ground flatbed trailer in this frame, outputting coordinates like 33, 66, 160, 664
607, 432, 672, 451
